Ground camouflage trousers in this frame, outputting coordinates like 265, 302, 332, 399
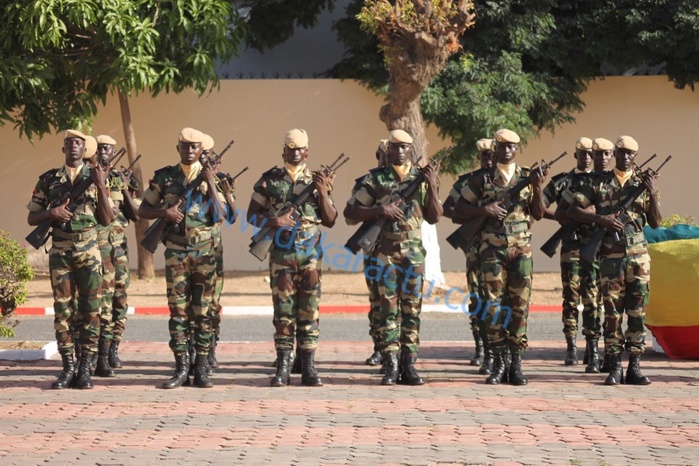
269, 235, 323, 352
600, 251, 651, 355
209, 235, 224, 337
49, 236, 102, 355
165, 240, 216, 355
479, 241, 532, 354
370, 237, 425, 355
560, 241, 601, 339
111, 234, 130, 341
465, 246, 485, 337
364, 254, 381, 338
97, 233, 116, 341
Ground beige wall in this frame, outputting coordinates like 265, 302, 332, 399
2, 77, 697, 273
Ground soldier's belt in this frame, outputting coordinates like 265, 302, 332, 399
165, 230, 213, 246
278, 227, 320, 244
381, 229, 422, 241
52, 228, 97, 242
622, 231, 646, 247
483, 221, 529, 236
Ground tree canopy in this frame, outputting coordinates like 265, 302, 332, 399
328, 0, 699, 173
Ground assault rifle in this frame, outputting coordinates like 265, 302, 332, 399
249, 153, 349, 261
344, 151, 446, 255
539, 153, 658, 258
25, 148, 127, 249
445, 151, 568, 252
579, 155, 671, 263
140, 140, 235, 254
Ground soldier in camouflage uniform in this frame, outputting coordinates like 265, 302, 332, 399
443, 138, 494, 374
553, 137, 614, 373
246, 129, 337, 387
344, 129, 442, 386
568, 135, 662, 385
454, 129, 548, 386
139, 127, 226, 389
27, 130, 114, 390
541, 137, 594, 367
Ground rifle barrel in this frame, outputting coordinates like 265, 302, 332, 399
230, 166, 249, 180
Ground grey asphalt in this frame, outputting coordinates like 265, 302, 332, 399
8, 312, 565, 343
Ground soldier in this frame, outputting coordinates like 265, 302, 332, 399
453, 129, 548, 385
139, 127, 226, 389
541, 137, 594, 367
553, 137, 614, 373
567, 135, 661, 385
27, 130, 114, 389
246, 129, 337, 387
443, 138, 494, 373
344, 129, 442, 386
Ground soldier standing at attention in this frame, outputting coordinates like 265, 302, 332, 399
139, 127, 226, 389
567, 135, 661, 385
27, 130, 114, 389
443, 138, 494, 373
344, 129, 442, 386
553, 137, 614, 373
246, 129, 337, 387
541, 137, 594, 367
454, 129, 548, 386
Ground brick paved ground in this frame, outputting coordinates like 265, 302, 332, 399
1, 341, 698, 465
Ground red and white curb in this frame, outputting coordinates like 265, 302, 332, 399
13, 304, 561, 316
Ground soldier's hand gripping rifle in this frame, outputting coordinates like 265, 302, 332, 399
344, 151, 446, 255
25, 147, 127, 249
446, 151, 568, 252
249, 154, 349, 261
540, 153, 658, 258
579, 155, 671, 263
140, 141, 235, 254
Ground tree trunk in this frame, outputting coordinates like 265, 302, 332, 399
118, 90, 155, 280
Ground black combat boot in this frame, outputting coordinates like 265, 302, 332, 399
51, 353, 76, 389
291, 345, 303, 374
604, 352, 624, 385
75, 348, 94, 389
301, 349, 323, 387
95, 338, 116, 377
193, 353, 214, 388
365, 336, 383, 366
625, 353, 651, 385
208, 334, 219, 369
398, 352, 425, 386
485, 351, 507, 385
600, 352, 611, 373
108, 339, 123, 369
380, 353, 399, 385
479, 333, 494, 375
501, 347, 512, 384
270, 350, 292, 387
584, 339, 600, 374
162, 352, 190, 389
564, 335, 578, 366
469, 326, 485, 366
509, 350, 528, 386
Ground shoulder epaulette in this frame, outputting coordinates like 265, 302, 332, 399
457, 166, 488, 183
40, 168, 59, 179
262, 165, 282, 178
368, 166, 385, 175
551, 172, 568, 183
153, 166, 174, 177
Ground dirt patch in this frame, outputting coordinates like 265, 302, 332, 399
0, 341, 47, 350
23, 270, 563, 308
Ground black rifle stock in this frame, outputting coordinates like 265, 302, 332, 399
140, 143, 234, 254
344, 152, 446, 255
580, 155, 672, 263
540, 153, 658, 258
446, 151, 568, 252
249, 154, 349, 261
25, 148, 127, 250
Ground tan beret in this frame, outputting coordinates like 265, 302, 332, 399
592, 138, 614, 151
615, 135, 639, 152
178, 127, 205, 144
202, 134, 215, 151
494, 129, 520, 144
284, 129, 308, 149
83, 135, 97, 159
64, 129, 87, 140
95, 134, 117, 146
476, 138, 494, 152
575, 137, 593, 151
388, 129, 413, 144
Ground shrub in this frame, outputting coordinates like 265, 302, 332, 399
0, 231, 34, 338
658, 214, 698, 228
